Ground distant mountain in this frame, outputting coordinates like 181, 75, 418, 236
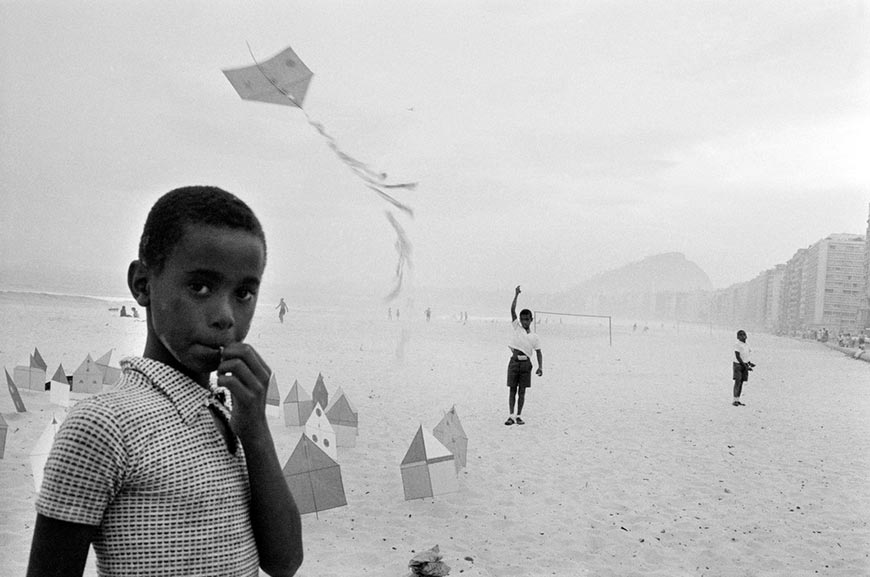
577, 252, 712, 294
544, 253, 713, 315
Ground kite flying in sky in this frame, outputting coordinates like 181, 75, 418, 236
222, 44, 417, 300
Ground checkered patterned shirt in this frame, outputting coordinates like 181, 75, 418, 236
36, 357, 259, 576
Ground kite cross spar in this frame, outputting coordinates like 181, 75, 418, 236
222, 44, 417, 300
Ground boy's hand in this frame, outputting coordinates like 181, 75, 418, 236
515, 285, 522, 295
536, 367, 543, 377
217, 343, 272, 441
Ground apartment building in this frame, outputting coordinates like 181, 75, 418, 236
801, 233, 866, 332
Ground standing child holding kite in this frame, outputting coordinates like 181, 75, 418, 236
505, 285, 543, 426
732, 329, 755, 406
26, 186, 303, 577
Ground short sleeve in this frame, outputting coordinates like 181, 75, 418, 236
36, 397, 129, 526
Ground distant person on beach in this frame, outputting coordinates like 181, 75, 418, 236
732, 329, 755, 407
131, 306, 139, 318
119, 305, 128, 317
26, 186, 303, 577
425, 307, 431, 322
505, 285, 543, 426
276, 297, 288, 323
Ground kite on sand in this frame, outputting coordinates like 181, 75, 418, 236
222, 44, 417, 300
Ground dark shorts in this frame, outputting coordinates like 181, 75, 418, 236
507, 356, 533, 389
733, 362, 749, 382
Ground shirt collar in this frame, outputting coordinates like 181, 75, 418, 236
120, 357, 211, 425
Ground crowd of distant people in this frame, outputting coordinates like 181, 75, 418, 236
799, 327, 866, 350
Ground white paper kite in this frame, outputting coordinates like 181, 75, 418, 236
400, 425, 458, 501
222, 44, 417, 300
433, 405, 468, 473
31, 414, 63, 493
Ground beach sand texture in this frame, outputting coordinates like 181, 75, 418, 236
1, 290, 868, 576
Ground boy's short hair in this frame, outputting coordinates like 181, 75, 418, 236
737, 329, 746, 337
519, 309, 533, 318
139, 186, 266, 272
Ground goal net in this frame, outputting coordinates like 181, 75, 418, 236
532, 311, 613, 346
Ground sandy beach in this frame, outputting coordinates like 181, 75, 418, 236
1, 290, 868, 576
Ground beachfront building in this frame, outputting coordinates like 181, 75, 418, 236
859, 204, 870, 331
763, 265, 786, 332
800, 233, 866, 333
779, 248, 808, 334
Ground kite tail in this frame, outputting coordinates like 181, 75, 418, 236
298, 108, 417, 301
366, 185, 414, 217
304, 114, 417, 191
384, 210, 412, 302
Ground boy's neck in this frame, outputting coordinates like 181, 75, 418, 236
142, 335, 211, 389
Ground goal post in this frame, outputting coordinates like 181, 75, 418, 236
533, 311, 612, 346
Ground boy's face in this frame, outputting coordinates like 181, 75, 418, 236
737, 331, 747, 342
519, 312, 533, 329
136, 224, 266, 379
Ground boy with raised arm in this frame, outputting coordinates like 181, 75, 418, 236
505, 285, 543, 426
27, 186, 303, 577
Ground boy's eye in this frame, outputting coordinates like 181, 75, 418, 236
236, 288, 257, 302
189, 283, 211, 296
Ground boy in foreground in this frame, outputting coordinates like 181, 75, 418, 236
27, 186, 303, 576
505, 285, 543, 425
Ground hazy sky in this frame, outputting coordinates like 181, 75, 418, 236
1, 0, 868, 301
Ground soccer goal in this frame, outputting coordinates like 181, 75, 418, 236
533, 311, 613, 346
